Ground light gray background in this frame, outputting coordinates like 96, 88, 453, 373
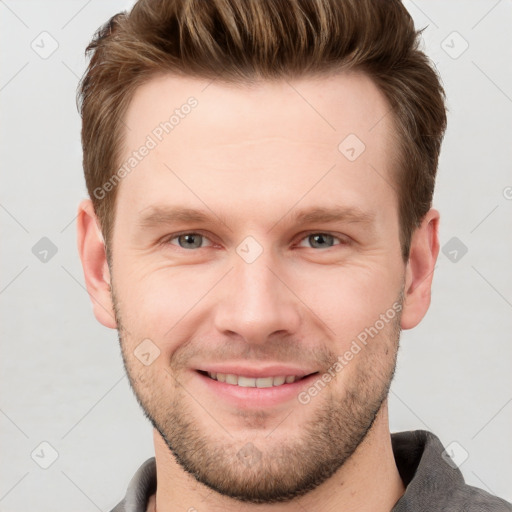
1, 1, 511, 510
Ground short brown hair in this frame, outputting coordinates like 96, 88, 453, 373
77, 0, 447, 262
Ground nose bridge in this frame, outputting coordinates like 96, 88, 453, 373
212, 238, 301, 343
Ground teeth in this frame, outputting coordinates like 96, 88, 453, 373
273, 376, 286, 386
207, 372, 299, 387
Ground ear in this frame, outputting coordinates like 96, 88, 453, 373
400, 208, 440, 330
76, 199, 117, 329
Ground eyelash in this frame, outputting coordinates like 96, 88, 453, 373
161, 230, 350, 251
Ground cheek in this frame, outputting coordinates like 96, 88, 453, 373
114, 246, 402, 354
114, 264, 214, 343
292, 261, 400, 338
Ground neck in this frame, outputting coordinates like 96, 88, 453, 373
149, 401, 405, 512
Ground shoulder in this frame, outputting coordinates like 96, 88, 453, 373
109, 457, 157, 512
443, 484, 512, 511
391, 430, 512, 512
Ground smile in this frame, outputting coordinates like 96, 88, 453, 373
202, 371, 318, 388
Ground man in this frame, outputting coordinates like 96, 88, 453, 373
76, 0, 512, 511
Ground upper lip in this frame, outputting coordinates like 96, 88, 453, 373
196, 365, 318, 379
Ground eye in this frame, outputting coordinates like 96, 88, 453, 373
167, 232, 213, 250
297, 232, 348, 249
162, 231, 349, 251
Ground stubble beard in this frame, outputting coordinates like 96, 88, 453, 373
112, 280, 403, 504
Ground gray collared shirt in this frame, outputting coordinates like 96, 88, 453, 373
111, 430, 512, 511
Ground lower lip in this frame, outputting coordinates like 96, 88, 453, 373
194, 370, 320, 409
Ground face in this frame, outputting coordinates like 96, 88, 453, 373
106, 71, 408, 503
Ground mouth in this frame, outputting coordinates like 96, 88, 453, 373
196, 370, 319, 388
196, 368, 322, 409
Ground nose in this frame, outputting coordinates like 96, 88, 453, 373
212, 245, 302, 345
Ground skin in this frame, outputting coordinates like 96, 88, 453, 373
77, 71, 440, 512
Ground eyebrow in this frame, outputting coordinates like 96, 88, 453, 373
289, 206, 375, 226
137, 204, 376, 231
138, 206, 215, 227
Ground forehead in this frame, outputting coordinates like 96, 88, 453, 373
122, 70, 394, 148
115, 71, 397, 225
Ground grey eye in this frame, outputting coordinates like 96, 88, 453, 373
305, 233, 337, 249
175, 233, 205, 249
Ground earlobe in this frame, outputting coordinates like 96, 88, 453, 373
76, 199, 117, 329
400, 208, 440, 330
